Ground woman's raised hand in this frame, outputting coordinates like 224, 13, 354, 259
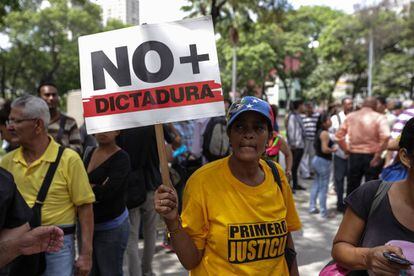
154, 184, 179, 221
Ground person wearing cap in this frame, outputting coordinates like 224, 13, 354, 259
154, 96, 301, 275
331, 117, 414, 275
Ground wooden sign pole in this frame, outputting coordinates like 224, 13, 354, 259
155, 124, 173, 188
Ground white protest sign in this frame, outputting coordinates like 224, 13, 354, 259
78, 16, 224, 134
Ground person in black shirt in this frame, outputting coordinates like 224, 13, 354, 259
0, 168, 64, 268
83, 130, 130, 276
309, 113, 337, 218
332, 117, 414, 275
117, 125, 176, 276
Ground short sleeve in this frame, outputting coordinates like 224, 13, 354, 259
181, 175, 209, 250
276, 163, 302, 232
345, 180, 382, 221
66, 152, 95, 206
0, 169, 32, 229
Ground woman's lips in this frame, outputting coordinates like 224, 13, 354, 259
240, 145, 256, 149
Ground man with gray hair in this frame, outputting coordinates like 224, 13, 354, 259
0, 95, 95, 276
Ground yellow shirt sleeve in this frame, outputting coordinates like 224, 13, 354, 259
275, 163, 302, 232
181, 174, 209, 250
65, 152, 95, 206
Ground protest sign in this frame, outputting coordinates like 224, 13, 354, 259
79, 16, 224, 134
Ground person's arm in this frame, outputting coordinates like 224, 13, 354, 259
384, 137, 400, 167
0, 224, 64, 268
278, 136, 292, 179
320, 131, 336, 154
332, 208, 410, 274
387, 138, 399, 151
154, 185, 203, 270
370, 116, 391, 167
335, 119, 349, 153
75, 204, 94, 276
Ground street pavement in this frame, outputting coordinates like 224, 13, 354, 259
128, 177, 344, 276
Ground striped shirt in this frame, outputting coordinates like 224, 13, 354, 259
391, 108, 414, 138
48, 113, 82, 154
300, 113, 319, 140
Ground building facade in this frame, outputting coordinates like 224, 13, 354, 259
93, 0, 139, 25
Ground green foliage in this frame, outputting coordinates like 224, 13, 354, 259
0, 0, 129, 98
2, 0, 413, 102
185, 0, 414, 101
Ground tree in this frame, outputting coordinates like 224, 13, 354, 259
373, 2, 414, 97
305, 14, 366, 100
182, 0, 257, 28
0, 0, 127, 98
217, 23, 279, 96
269, 6, 344, 101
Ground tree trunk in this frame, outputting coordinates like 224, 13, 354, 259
1, 62, 5, 99
210, 0, 227, 27
281, 77, 290, 111
329, 74, 342, 103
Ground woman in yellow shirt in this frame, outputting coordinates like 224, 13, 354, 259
155, 96, 301, 275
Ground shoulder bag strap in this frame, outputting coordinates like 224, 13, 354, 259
359, 181, 392, 245
368, 181, 393, 218
336, 113, 342, 126
56, 115, 67, 144
33, 146, 65, 208
265, 159, 298, 271
264, 159, 283, 192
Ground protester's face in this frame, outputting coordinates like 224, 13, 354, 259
305, 104, 313, 116
376, 102, 386, 114
229, 112, 270, 162
95, 130, 119, 145
343, 99, 353, 113
7, 107, 39, 145
298, 103, 306, 113
386, 100, 395, 111
39, 85, 59, 109
323, 118, 332, 130
247, 79, 256, 90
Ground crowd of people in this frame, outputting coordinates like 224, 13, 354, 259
0, 79, 413, 276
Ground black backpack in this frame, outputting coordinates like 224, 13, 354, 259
202, 116, 230, 162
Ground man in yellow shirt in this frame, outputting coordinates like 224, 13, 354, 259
1, 95, 95, 276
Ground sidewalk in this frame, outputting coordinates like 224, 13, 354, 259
131, 177, 343, 275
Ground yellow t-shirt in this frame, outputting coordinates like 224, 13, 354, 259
0, 137, 95, 226
182, 156, 302, 276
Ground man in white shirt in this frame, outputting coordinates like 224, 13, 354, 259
330, 97, 353, 213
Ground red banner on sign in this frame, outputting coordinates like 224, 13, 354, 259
83, 80, 223, 118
